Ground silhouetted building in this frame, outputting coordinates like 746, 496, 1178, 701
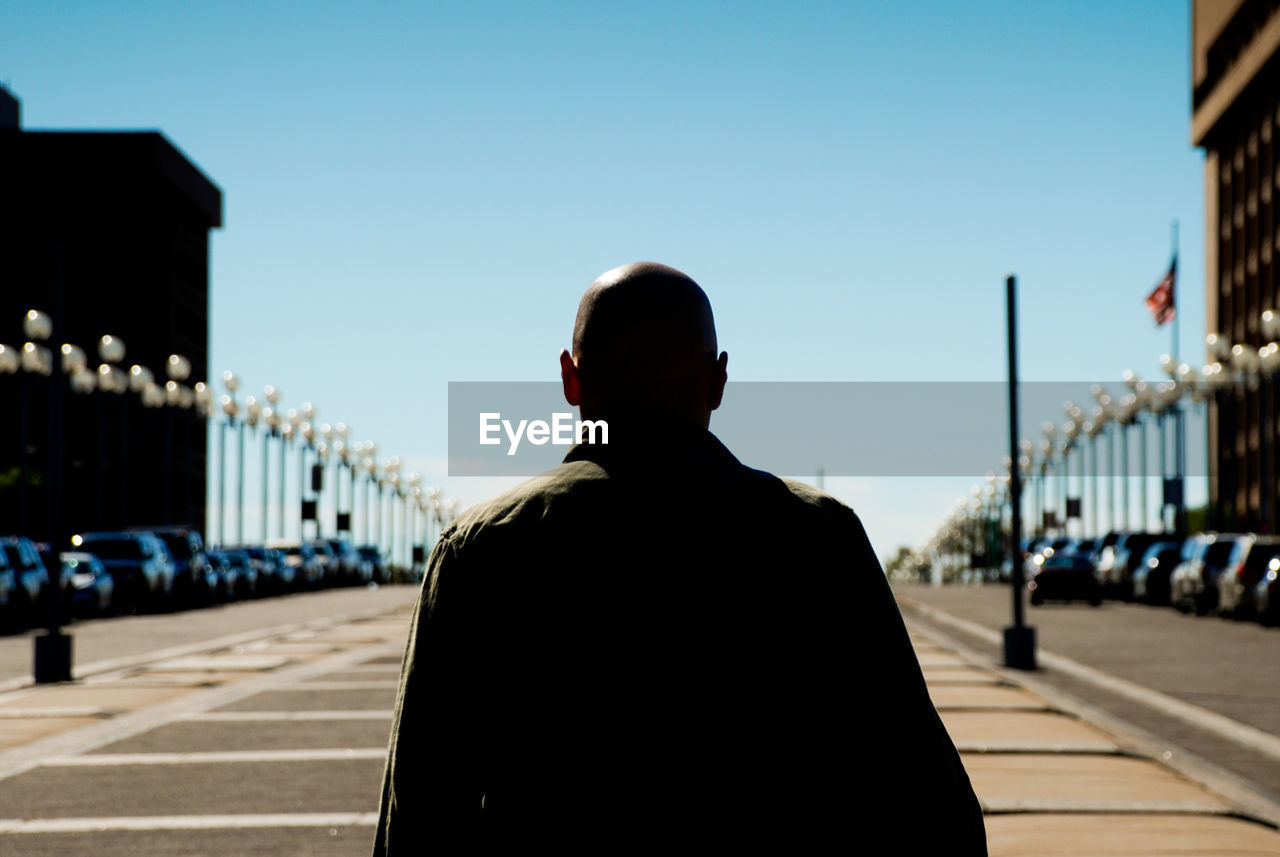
1194, 0, 1280, 531
0, 86, 222, 545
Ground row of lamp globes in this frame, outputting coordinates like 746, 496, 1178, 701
215, 371, 452, 558
0, 312, 207, 413
917, 314, 1280, 569
921, 356, 1206, 567
1, 311, 454, 556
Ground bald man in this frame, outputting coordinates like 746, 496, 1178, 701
373, 263, 986, 854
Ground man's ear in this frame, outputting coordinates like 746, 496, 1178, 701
560, 349, 581, 406
707, 351, 728, 411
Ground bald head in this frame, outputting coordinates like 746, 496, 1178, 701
560, 262, 728, 427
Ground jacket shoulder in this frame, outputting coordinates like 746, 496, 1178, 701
436, 460, 608, 547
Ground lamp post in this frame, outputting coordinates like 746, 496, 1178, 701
261, 397, 279, 545
219, 372, 241, 547
192, 382, 211, 527
384, 457, 401, 570
299, 410, 317, 540
262, 385, 281, 543
406, 472, 422, 578
1123, 371, 1149, 532
1091, 386, 1117, 533
335, 422, 351, 536
25, 306, 72, 684
1040, 421, 1059, 536
363, 445, 379, 547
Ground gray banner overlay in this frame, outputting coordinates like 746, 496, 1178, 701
448, 382, 1211, 477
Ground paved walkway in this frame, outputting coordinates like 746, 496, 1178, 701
0, 601, 414, 856
906, 618, 1280, 855
0, 593, 1276, 854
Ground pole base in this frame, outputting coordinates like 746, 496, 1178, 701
34, 632, 73, 684
1003, 625, 1037, 671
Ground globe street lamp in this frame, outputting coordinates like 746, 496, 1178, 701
362, 444, 379, 547
299, 417, 317, 540
218, 371, 241, 547
1091, 385, 1118, 533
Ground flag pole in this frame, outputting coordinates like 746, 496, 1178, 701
1171, 219, 1179, 363
1172, 218, 1185, 536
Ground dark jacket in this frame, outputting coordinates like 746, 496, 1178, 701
373, 423, 986, 854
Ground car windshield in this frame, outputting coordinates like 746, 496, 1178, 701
80, 538, 144, 560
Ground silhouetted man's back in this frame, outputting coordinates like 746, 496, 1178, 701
373, 263, 986, 853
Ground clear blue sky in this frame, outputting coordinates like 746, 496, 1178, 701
4, 1, 1206, 559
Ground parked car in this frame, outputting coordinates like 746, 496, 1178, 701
358, 545, 387, 584
1105, 532, 1164, 600
131, 526, 210, 608
0, 546, 19, 630
308, 540, 340, 585
1217, 534, 1280, 618
60, 551, 114, 617
325, 538, 367, 585
1131, 541, 1184, 605
0, 536, 53, 624
1169, 533, 1239, 615
75, 531, 177, 612
1253, 557, 1280, 626
238, 546, 292, 595
1028, 553, 1102, 606
270, 541, 323, 590
210, 549, 257, 600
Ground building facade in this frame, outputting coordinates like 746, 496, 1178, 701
1194, 0, 1280, 531
0, 86, 222, 546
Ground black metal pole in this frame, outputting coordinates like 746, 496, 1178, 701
1158, 411, 1167, 532
236, 421, 245, 545
1004, 274, 1035, 669
262, 428, 271, 544
278, 435, 287, 540
1177, 401, 1188, 535
35, 254, 71, 683
218, 421, 228, 547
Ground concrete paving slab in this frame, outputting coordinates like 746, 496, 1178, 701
305, 623, 410, 644
147, 654, 292, 672
915, 652, 971, 668
963, 754, 1234, 813
984, 813, 1280, 856
245, 641, 340, 654
0, 823, 374, 857
210, 688, 398, 712
940, 710, 1121, 753
928, 685, 1052, 711
0, 717, 101, 750
87, 719, 392, 754
0, 685, 194, 713
299, 669, 401, 682
921, 667, 1005, 685
0, 759, 385, 818
82, 671, 253, 687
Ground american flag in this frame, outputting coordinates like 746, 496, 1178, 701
1145, 256, 1176, 326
